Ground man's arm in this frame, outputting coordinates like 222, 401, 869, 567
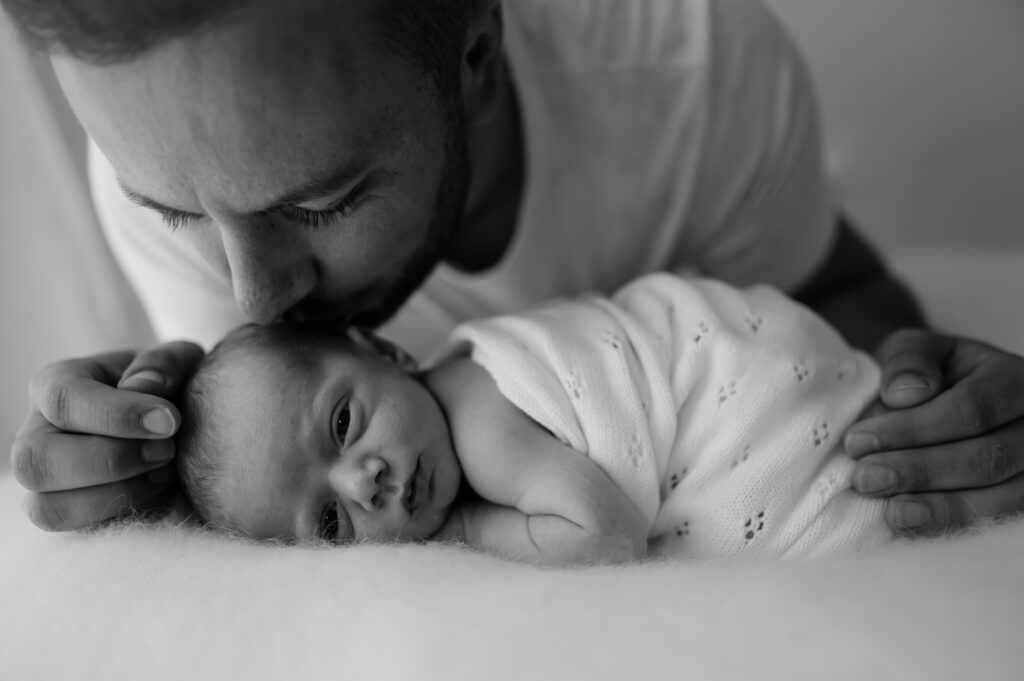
425, 358, 647, 565
789, 214, 1024, 534
690, 2, 1024, 534
792, 214, 926, 351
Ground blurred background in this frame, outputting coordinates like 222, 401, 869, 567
1, 0, 1022, 470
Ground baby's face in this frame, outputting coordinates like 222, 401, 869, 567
210, 337, 462, 544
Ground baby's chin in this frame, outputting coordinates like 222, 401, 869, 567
395, 503, 454, 543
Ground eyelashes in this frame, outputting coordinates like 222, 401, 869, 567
275, 192, 360, 228
320, 402, 353, 544
157, 209, 203, 232
155, 184, 365, 232
336, 403, 352, 444
319, 503, 340, 542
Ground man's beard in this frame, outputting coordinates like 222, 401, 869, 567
346, 99, 469, 330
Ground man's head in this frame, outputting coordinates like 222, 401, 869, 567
177, 323, 463, 544
3, 0, 502, 328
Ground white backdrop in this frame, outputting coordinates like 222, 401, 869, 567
766, 0, 1024, 252
0, 15, 152, 464
1, 0, 1023, 463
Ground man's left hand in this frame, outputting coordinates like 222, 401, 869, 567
845, 329, 1024, 534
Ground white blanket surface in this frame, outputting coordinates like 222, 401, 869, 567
2, 473, 1023, 681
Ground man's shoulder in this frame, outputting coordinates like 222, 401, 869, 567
502, 0, 713, 72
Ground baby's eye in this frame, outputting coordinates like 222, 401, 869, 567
336, 403, 352, 444
320, 503, 340, 543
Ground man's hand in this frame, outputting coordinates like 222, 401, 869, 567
845, 329, 1024, 535
11, 341, 204, 531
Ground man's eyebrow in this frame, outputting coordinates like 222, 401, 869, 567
116, 159, 370, 218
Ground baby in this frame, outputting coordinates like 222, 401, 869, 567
175, 273, 894, 565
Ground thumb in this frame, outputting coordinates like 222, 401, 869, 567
117, 340, 206, 400
873, 329, 950, 409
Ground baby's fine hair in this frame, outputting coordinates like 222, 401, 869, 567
175, 323, 359, 526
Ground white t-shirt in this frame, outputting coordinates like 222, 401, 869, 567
90, 0, 834, 358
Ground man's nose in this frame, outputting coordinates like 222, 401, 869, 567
218, 218, 316, 324
331, 455, 388, 513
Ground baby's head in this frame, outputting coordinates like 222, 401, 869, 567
175, 323, 462, 545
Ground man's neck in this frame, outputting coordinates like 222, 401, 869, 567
446, 57, 525, 274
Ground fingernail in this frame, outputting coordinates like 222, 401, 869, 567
892, 500, 931, 531
148, 465, 178, 484
888, 373, 930, 394
844, 432, 880, 458
123, 369, 166, 387
142, 407, 176, 436
141, 439, 174, 464
854, 462, 898, 494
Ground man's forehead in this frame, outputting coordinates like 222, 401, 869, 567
202, 0, 397, 102
56, 0, 407, 214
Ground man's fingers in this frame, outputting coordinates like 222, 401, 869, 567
117, 340, 205, 398
22, 468, 177, 532
9, 343, 201, 530
884, 474, 1024, 536
11, 430, 174, 492
845, 352, 1024, 457
852, 419, 1024, 496
873, 329, 950, 409
28, 364, 180, 439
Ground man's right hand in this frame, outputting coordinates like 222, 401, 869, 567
11, 341, 204, 531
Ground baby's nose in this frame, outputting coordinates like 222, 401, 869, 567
337, 456, 388, 513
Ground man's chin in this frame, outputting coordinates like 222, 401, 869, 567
348, 302, 404, 330
281, 293, 400, 329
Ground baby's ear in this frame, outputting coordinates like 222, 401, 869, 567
347, 328, 418, 372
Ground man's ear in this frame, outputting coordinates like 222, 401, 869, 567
461, 0, 504, 127
347, 328, 419, 372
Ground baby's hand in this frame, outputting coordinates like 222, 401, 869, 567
454, 499, 646, 566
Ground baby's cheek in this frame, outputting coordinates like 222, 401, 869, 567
417, 505, 455, 541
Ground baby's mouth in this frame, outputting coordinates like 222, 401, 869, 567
404, 460, 421, 514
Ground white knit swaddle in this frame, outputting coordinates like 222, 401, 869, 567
441, 273, 892, 560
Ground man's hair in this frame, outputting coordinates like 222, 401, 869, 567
1, 0, 475, 96
176, 323, 350, 526
0, 0, 244, 64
